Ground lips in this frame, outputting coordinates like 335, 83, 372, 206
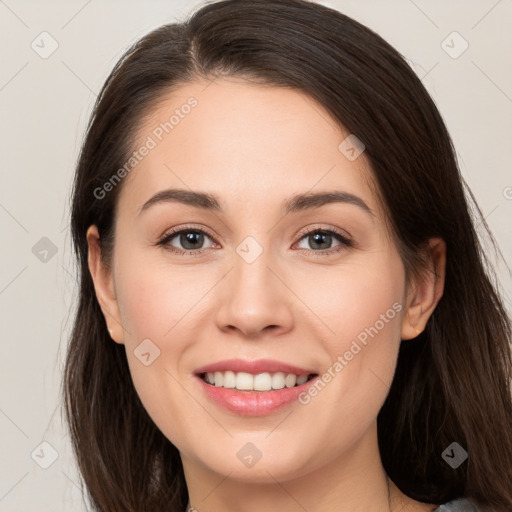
193, 358, 320, 416
194, 358, 316, 376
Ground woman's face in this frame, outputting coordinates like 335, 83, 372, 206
87, 77, 433, 484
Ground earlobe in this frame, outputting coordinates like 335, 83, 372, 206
401, 237, 446, 340
86, 225, 125, 344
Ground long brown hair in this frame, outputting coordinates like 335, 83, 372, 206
63, 0, 512, 510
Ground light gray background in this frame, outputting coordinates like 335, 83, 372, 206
0, 1, 511, 510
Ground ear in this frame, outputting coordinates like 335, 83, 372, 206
86, 225, 124, 344
401, 237, 446, 340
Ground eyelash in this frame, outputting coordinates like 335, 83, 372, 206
155, 224, 353, 257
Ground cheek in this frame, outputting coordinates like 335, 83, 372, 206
296, 251, 405, 351
335, 271, 404, 349
114, 253, 201, 344
300, 252, 405, 417
113, 261, 195, 446
111, 251, 217, 439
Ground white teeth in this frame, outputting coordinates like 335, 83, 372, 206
214, 371, 224, 387
236, 372, 254, 390
223, 370, 236, 388
285, 374, 297, 388
253, 372, 272, 391
203, 371, 312, 390
271, 372, 286, 390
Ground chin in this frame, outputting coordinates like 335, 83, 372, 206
197, 444, 316, 483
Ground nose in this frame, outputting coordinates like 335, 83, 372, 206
214, 250, 294, 339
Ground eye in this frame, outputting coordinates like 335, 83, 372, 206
156, 225, 217, 256
294, 227, 353, 256
155, 225, 353, 256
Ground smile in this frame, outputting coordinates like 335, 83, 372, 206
193, 359, 320, 416
200, 371, 316, 391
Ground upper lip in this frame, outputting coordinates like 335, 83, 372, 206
194, 358, 317, 376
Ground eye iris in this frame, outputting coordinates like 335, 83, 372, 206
181, 231, 204, 250
310, 232, 331, 250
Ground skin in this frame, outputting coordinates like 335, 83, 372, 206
87, 77, 446, 512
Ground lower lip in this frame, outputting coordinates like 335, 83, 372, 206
195, 375, 319, 416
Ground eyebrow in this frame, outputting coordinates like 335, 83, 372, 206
138, 188, 375, 219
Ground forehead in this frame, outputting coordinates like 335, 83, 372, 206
118, 77, 382, 219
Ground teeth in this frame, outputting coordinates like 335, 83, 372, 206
253, 372, 271, 391
296, 375, 308, 385
285, 374, 297, 388
214, 371, 223, 387
223, 371, 236, 388
203, 371, 312, 390
272, 372, 286, 390
234, 372, 252, 390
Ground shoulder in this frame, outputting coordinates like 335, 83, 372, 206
432, 497, 481, 511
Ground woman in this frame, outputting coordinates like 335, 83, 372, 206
63, 0, 512, 511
